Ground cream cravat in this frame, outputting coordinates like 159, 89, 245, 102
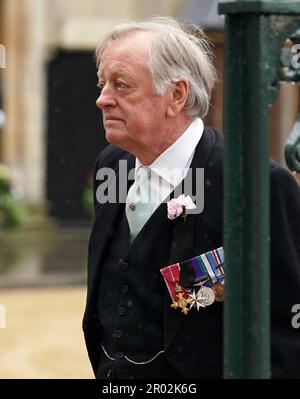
125, 165, 152, 242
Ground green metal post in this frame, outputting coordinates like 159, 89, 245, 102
218, 0, 300, 378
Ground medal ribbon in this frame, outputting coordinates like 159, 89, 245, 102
186, 247, 225, 286
160, 263, 190, 302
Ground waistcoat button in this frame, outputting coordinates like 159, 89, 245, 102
122, 262, 129, 271
114, 329, 124, 339
122, 284, 129, 294
118, 306, 126, 316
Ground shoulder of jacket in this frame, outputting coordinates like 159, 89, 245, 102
203, 126, 224, 168
95, 144, 131, 169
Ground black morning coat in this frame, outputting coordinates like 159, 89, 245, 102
83, 126, 300, 379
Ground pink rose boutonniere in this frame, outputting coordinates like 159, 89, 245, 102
167, 194, 196, 222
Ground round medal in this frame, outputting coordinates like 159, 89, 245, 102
212, 282, 225, 302
197, 286, 215, 306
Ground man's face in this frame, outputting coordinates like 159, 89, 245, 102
96, 31, 171, 159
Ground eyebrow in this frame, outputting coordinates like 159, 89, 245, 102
97, 68, 130, 81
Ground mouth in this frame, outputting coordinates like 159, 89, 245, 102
104, 116, 123, 124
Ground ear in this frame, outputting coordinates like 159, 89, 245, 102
166, 79, 189, 117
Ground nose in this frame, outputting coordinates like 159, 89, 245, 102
96, 84, 117, 110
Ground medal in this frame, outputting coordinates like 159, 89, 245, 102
160, 263, 192, 314
197, 286, 215, 306
189, 286, 215, 310
188, 289, 206, 311
212, 282, 225, 302
171, 292, 193, 315
161, 247, 225, 314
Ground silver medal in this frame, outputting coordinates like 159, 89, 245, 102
198, 286, 215, 306
189, 286, 215, 311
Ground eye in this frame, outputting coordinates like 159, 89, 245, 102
115, 80, 128, 89
97, 82, 105, 92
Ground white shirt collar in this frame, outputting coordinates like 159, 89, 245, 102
135, 117, 204, 186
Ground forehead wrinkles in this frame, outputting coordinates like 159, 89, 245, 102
97, 62, 132, 80
98, 51, 149, 80
98, 61, 149, 85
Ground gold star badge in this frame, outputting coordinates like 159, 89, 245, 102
171, 292, 193, 315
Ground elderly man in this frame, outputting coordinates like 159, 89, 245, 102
83, 17, 300, 379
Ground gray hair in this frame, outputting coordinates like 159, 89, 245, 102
95, 16, 217, 118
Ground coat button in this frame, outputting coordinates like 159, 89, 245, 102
122, 262, 129, 271
114, 329, 124, 339
121, 285, 129, 294
118, 306, 126, 316
116, 352, 124, 359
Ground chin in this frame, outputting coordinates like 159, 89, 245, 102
105, 129, 120, 143
105, 131, 138, 156
105, 130, 128, 150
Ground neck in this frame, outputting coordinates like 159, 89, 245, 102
138, 116, 194, 165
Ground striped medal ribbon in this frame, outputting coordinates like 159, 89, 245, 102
160, 263, 193, 315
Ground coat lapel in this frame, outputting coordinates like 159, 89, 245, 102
164, 127, 217, 348
86, 153, 135, 307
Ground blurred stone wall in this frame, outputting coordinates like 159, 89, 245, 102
0, 0, 184, 206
